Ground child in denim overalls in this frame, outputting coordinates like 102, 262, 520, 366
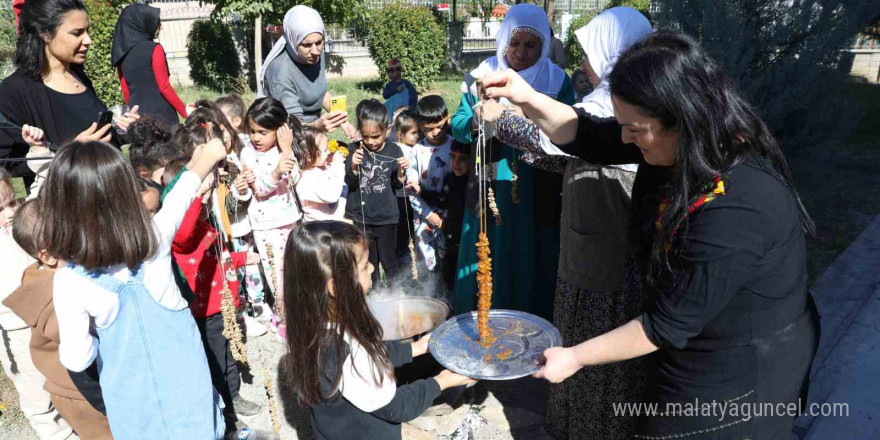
49, 140, 229, 439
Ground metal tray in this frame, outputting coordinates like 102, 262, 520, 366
368, 296, 450, 341
429, 309, 562, 380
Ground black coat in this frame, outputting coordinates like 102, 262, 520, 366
558, 107, 819, 439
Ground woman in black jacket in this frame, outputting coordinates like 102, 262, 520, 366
0, 0, 138, 182
482, 32, 819, 439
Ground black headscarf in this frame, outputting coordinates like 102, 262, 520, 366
111, 4, 161, 67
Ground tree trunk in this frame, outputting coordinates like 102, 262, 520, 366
254, 15, 263, 81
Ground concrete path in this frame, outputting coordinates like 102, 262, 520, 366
791, 215, 880, 439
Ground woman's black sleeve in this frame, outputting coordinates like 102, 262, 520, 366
555, 107, 643, 165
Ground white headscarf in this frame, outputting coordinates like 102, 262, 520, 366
538, 7, 652, 166
574, 7, 652, 118
462, 4, 566, 100
257, 5, 325, 97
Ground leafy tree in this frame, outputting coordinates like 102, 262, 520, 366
187, 19, 242, 92
209, 0, 366, 26
83, 0, 129, 105
654, 0, 880, 150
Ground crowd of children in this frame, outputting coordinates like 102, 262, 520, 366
0, 80, 475, 439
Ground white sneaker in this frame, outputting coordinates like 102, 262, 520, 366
251, 302, 272, 323
243, 315, 268, 337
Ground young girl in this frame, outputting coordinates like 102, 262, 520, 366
241, 97, 303, 339
392, 108, 420, 270
344, 99, 409, 286
294, 127, 348, 222
283, 221, 474, 440
217, 94, 249, 138
48, 140, 229, 439
188, 101, 270, 329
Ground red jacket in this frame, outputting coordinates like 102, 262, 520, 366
172, 199, 246, 319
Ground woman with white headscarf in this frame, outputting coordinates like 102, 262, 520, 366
450, 4, 575, 322
479, 7, 653, 439
259, 5, 348, 133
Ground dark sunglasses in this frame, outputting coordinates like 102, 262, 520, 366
386, 67, 401, 72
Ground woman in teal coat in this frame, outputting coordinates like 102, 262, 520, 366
451, 4, 575, 320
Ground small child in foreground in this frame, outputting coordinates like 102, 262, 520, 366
0, 168, 74, 439
49, 140, 228, 438
282, 221, 475, 440
4, 200, 113, 439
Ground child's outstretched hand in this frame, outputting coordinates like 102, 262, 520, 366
277, 123, 294, 157
241, 165, 256, 185
351, 147, 364, 173
233, 173, 249, 194
434, 370, 477, 390
412, 333, 431, 357
189, 139, 228, 180
21, 124, 46, 148
246, 252, 261, 265
397, 155, 409, 171
198, 173, 215, 198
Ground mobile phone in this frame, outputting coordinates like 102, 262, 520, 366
97, 111, 114, 129
329, 95, 347, 113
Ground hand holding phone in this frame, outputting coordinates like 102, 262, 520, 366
329, 95, 347, 113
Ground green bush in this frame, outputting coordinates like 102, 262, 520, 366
84, 0, 126, 105
605, 0, 652, 22
363, 3, 447, 91
187, 19, 241, 92
563, 13, 596, 71
1, 7, 15, 80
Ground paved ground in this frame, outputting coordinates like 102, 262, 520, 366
2, 217, 879, 439
789, 215, 880, 439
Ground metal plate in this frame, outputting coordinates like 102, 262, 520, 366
429, 310, 562, 380
368, 296, 450, 341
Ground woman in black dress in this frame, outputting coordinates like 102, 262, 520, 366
483, 32, 819, 439
0, 0, 139, 182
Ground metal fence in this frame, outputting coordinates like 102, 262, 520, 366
324, 26, 369, 55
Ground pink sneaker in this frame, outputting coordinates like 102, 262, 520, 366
275, 324, 287, 343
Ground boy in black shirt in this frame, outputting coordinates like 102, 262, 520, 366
345, 99, 409, 285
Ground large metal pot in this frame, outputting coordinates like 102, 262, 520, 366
367, 296, 450, 341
